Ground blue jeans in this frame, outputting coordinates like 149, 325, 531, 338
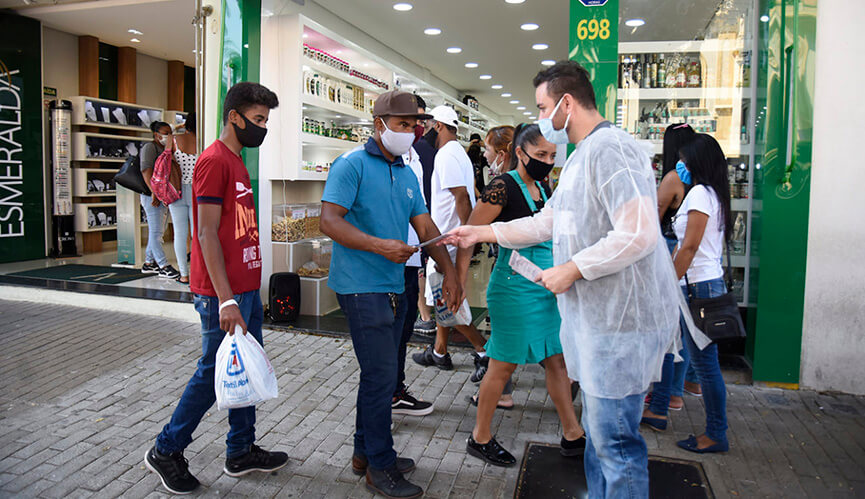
156, 290, 264, 459
582, 391, 649, 499
168, 184, 194, 277
396, 266, 420, 396
141, 194, 168, 267
681, 278, 728, 443
648, 327, 693, 416
338, 291, 407, 470
663, 237, 698, 397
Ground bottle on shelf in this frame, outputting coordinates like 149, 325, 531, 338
657, 54, 666, 89
619, 55, 627, 88
634, 56, 643, 89
675, 57, 687, 88
687, 60, 702, 88
650, 54, 658, 89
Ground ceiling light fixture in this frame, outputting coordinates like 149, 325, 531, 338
760, 14, 769, 22
516, 106, 526, 110
624, 18, 646, 27
393, 3, 413, 11
501, 93, 512, 97
302, 33, 309, 38
127, 29, 143, 35
523, 111, 532, 115
491, 84, 503, 89
465, 62, 479, 68
130, 38, 141, 43
520, 23, 539, 31
541, 59, 555, 66
505, 0, 525, 3
532, 43, 549, 50
446, 47, 462, 54
479, 74, 492, 80
509, 100, 520, 104
424, 27, 442, 35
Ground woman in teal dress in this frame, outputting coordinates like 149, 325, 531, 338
456, 124, 585, 467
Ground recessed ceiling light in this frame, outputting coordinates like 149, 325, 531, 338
130, 38, 141, 43
244, 43, 249, 48
532, 43, 549, 50
501, 93, 512, 97
302, 33, 309, 38
335, 115, 342, 118
516, 106, 526, 110
523, 111, 532, 115
128, 29, 143, 35
521, 23, 539, 31
491, 84, 503, 89
465, 62, 479, 68
424, 27, 442, 35
760, 14, 769, 22
479, 74, 492, 80
510, 100, 519, 104
446, 47, 462, 54
624, 18, 646, 27
541, 59, 555, 66
505, 0, 525, 3
393, 3, 413, 11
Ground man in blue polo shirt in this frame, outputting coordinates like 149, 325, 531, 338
321, 90, 462, 499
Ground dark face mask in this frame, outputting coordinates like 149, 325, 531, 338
424, 127, 439, 149
522, 152, 555, 181
231, 110, 267, 148
413, 124, 424, 144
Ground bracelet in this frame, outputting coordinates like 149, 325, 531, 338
219, 299, 238, 312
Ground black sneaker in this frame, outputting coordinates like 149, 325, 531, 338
560, 435, 587, 457
471, 352, 489, 383
158, 265, 181, 280
223, 444, 289, 477
144, 446, 200, 495
466, 434, 516, 467
412, 319, 436, 335
392, 389, 433, 416
411, 345, 453, 370
141, 261, 160, 274
352, 454, 415, 476
366, 465, 423, 499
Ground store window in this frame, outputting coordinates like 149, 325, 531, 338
617, 0, 757, 307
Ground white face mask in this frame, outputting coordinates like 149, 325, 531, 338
379, 118, 415, 156
157, 134, 169, 146
489, 157, 502, 175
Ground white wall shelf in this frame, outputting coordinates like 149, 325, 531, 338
618, 40, 745, 54
301, 132, 360, 149
618, 87, 751, 100
302, 58, 386, 95
68, 96, 163, 133
74, 202, 117, 232
302, 96, 370, 121
72, 132, 152, 162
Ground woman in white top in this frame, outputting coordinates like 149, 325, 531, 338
167, 113, 198, 284
647, 133, 732, 454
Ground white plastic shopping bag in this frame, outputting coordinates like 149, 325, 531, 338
427, 267, 472, 327
214, 326, 278, 410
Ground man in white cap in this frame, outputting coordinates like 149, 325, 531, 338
412, 105, 490, 383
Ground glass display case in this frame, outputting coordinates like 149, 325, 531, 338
616, 1, 758, 306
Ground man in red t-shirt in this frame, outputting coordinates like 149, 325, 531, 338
145, 82, 287, 495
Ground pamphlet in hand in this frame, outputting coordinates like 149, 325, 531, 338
509, 250, 545, 286
416, 233, 448, 249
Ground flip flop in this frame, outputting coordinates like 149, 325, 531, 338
468, 394, 514, 411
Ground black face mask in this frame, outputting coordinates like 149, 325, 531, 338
522, 153, 555, 181
231, 111, 267, 148
424, 127, 439, 149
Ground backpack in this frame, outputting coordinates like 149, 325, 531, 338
151, 148, 181, 204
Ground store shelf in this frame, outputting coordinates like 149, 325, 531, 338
302, 58, 386, 95
619, 40, 745, 54
69, 96, 163, 133
72, 132, 152, 162
301, 132, 360, 149
618, 87, 751, 100
302, 95, 371, 121
165, 110, 188, 126
74, 202, 117, 232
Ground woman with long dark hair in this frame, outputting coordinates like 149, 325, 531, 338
456, 124, 584, 467
667, 134, 731, 453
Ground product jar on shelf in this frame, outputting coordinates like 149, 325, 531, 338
272, 204, 307, 242
303, 203, 322, 239
296, 237, 332, 277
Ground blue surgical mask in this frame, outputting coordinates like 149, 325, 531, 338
538, 95, 571, 145
676, 160, 692, 185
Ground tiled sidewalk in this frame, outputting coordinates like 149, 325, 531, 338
0, 298, 863, 498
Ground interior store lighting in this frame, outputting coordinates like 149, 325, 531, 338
521, 23, 539, 31
130, 38, 141, 43
491, 84, 503, 89
624, 19, 646, 27
479, 74, 492, 80
424, 28, 442, 35
127, 29, 143, 35
509, 100, 519, 104
393, 3, 413, 11
516, 106, 526, 110
447, 47, 462, 53
541, 60, 555, 66
505, 0, 526, 3
501, 93, 512, 97
760, 15, 769, 22
465, 62, 479, 68
532, 43, 549, 50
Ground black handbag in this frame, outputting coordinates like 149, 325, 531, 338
684, 244, 746, 343
269, 272, 301, 323
113, 154, 151, 196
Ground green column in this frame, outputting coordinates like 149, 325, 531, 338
218, 0, 262, 210
568, 0, 619, 121
748, 0, 816, 385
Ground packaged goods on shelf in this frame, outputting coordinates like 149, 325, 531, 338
295, 237, 332, 277
303, 43, 389, 90
303, 203, 322, 239
620, 53, 703, 89
301, 161, 332, 173
462, 95, 479, 111
272, 204, 307, 242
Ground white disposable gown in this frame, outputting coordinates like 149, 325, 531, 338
491, 125, 709, 399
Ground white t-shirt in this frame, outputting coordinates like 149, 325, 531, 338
402, 147, 425, 268
673, 184, 725, 284
430, 140, 476, 241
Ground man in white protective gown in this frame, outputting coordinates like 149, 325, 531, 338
442, 60, 709, 499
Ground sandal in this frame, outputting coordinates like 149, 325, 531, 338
469, 394, 514, 411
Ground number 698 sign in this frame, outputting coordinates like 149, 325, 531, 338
576, 18, 611, 40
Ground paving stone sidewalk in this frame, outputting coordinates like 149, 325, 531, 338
0, 298, 864, 498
